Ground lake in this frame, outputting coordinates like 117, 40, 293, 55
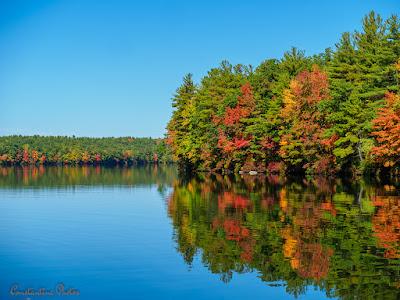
0, 166, 399, 299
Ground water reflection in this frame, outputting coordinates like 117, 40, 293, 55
167, 174, 400, 299
0, 165, 176, 188
1, 167, 399, 299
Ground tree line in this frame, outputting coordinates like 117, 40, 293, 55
0, 135, 172, 165
167, 11, 400, 175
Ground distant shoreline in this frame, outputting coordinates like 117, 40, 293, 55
0, 135, 172, 166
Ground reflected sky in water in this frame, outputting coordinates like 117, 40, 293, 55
0, 166, 399, 299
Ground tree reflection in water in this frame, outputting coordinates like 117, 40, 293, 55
167, 174, 400, 299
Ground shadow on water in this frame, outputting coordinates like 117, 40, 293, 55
167, 172, 400, 299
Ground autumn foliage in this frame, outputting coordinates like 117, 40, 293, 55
280, 66, 337, 173
167, 12, 400, 174
214, 83, 255, 168
371, 92, 400, 168
0, 136, 171, 166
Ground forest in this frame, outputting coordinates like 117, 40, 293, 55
0, 135, 171, 165
167, 11, 400, 175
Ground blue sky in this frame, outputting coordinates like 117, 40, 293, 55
0, 0, 398, 138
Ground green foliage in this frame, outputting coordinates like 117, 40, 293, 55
167, 11, 400, 175
326, 12, 400, 170
0, 135, 172, 165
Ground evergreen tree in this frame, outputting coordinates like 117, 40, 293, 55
167, 73, 197, 167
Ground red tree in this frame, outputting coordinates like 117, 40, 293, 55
371, 92, 400, 168
215, 83, 255, 167
22, 147, 30, 164
279, 65, 337, 173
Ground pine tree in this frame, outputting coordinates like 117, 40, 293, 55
167, 74, 197, 167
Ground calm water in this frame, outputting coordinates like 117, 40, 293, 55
0, 166, 399, 300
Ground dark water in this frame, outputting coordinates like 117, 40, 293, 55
0, 166, 399, 300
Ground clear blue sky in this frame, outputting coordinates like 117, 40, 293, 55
0, 0, 398, 138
